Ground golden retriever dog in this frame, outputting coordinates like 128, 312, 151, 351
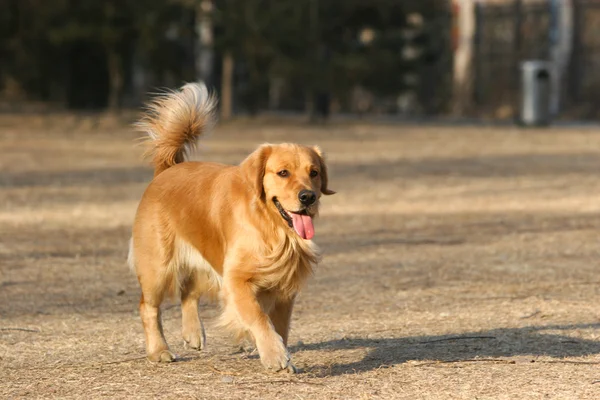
128, 83, 334, 373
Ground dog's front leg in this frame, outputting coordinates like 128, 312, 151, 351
224, 277, 296, 373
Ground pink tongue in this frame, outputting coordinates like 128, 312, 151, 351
291, 213, 314, 240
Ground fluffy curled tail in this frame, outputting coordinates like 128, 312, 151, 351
137, 82, 218, 177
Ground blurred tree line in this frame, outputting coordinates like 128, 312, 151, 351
0, 0, 452, 116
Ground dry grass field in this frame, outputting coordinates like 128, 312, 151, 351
3, 115, 600, 399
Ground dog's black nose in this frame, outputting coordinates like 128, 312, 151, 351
298, 190, 317, 206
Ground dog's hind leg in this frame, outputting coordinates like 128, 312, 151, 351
181, 272, 206, 350
135, 243, 177, 363
139, 289, 175, 362
268, 297, 295, 347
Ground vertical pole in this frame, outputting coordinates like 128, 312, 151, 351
556, 0, 574, 110
195, 0, 214, 85
569, 0, 581, 102
220, 52, 234, 120
106, 47, 123, 113
473, 1, 483, 105
548, 0, 560, 116
513, 0, 523, 117
451, 0, 475, 115
514, 0, 523, 60
306, 0, 319, 118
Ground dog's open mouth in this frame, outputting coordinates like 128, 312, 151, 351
273, 198, 314, 240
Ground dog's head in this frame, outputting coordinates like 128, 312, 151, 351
241, 143, 335, 240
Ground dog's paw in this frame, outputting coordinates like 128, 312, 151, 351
257, 336, 295, 373
148, 349, 177, 363
284, 362, 297, 374
183, 325, 206, 351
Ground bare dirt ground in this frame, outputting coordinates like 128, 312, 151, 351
2, 115, 600, 399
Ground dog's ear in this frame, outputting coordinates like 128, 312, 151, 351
241, 144, 272, 199
313, 146, 336, 195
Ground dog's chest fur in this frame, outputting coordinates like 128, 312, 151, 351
252, 233, 319, 298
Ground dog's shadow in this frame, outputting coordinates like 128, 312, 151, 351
290, 323, 600, 376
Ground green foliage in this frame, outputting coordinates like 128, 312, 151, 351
0, 0, 452, 112
209, 0, 450, 110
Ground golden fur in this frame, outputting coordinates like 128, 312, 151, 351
129, 82, 334, 372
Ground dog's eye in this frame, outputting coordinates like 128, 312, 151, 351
310, 170, 319, 178
277, 170, 289, 177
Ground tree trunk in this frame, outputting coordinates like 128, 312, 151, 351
451, 0, 475, 116
220, 51, 234, 120
131, 42, 146, 107
307, 0, 319, 120
106, 47, 123, 113
195, 0, 214, 84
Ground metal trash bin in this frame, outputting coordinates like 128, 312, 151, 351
519, 60, 552, 126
